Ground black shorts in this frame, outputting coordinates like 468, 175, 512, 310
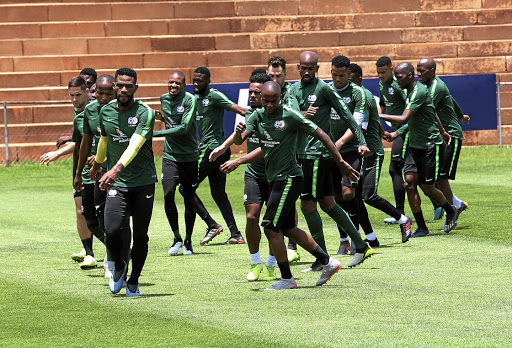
73, 188, 81, 198
299, 158, 334, 201
244, 172, 269, 206
361, 153, 384, 197
390, 132, 409, 165
81, 183, 96, 222
261, 176, 302, 232
340, 151, 362, 188
197, 146, 231, 184
161, 158, 198, 196
404, 145, 443, 185
439, 137, 462, 180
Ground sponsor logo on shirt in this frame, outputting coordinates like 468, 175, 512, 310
388, 87, 394, 95
274, 120, 285, 130
195, 111, 203, 121
128, 117, 138, 126
177, 106, 185, 113
202, 99, 210, 106
330, 108, 340, 120
264, 131, 273, 141
342, 97, 351, 104
307, 94, 317, 103
114, 129, 130, 143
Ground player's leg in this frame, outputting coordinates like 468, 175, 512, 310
71, 191, 93, 263
441, 137, 467, 215
79, 183, 103, 269
94, 180, 112, 278
386, 134, 407, 223
331, 161, 350, 255
162, 159, 183, 255
179, 161, 199, 255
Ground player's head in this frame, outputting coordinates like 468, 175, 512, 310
297, 51, 319, 84
394, 62, 415, 90
67, 76, 88, 110
168, 71, 186, 97
115, 68, 138, 107
193, 67, 211, 95
331, 55, 351, 89
79, 67, 97, 88
267, 55, 287, 88
251, 68, 267, 76
95, 74, 115, 108
348, 63, 363, 87
249, 73, 272, 109
417, 57, 436, 85
261, 81, 281, 116
87, 83, 96, 102
376, 56, 393, 83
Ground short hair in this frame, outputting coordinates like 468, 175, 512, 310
194, 67, 211, 79
79, 67, 97, 82
115, 68, 137, 84
249, 73, 272, 84
268, 55, 286, 71
68, 76, 87, 90
331, 55, 350, 69
251, 68, 267, 76
96, 74, 115, 85
348, 63, 363, 78
376, 56, 392, 68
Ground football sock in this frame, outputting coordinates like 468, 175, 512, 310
303, 209, 327, 254
452, 194, 463, 209
442, 201, 456, 217
266, 254, 277, 267
250, 252, 261, 264
287, 238, 297, 250
310, 245, 329, 265
365, 232, 377, 241
326, 204, 365, 249
398, 214, 409, 224
413, 210, 428, 230
277, 261, 292, 279
82, 237, 94, 257
340, 237, 349, 243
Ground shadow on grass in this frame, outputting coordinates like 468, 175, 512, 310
112, 293, 175, 298
249, 284, 346, 291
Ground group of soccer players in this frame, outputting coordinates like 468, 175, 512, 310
41, 50, 469, 295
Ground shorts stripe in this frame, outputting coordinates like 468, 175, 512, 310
402, 132, 409, 159
312, 158, 319, 199
434, 144, 440, 181
273, 177, 293, 227
197, 147, 208, 170
449, 138, 459, 177
374, 155, 381, 193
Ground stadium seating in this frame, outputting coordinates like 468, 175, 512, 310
1, 0, 511, 162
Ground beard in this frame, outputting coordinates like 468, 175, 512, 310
117, 94, 134, 107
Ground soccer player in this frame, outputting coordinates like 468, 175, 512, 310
90, 68, 157, 297
152, 71, 199, 255
226, 81, 349, 290
73, 74, 116, 277
80, 67, 97, 89
416, 57, 469, 229
347, 63, 412, 243
40, 76, 100, 269
192, 67, 247, 245
376, 57, 409, 225
379, 63, 458, 235
210, 72, 279, 281
289, 51, 373, 270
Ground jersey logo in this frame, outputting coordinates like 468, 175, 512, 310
330, 108, 340, 120
128, 117, 138, 126
264, 130, 273, 141
274, 120, 285, 130
243, 194, 248, 203
307, 94, 317, 103
388, 87, 394, 95
342, 97, 351, 104
177, 106, 185, 113
202, 99, 210, 106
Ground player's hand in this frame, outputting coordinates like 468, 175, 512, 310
235, 121, 246, 134
98, 168, 119, 191
220, 159, 239, 173
461, 115, 470, 124
209, 146, 226, 162
382, 131, 391, 141
56, 135, 72, 148
73, 175, 83, 192
87, 155, 95, 166
155, 110, 163, 121
339, 160, 359, 182
89, 163, 102, 181
304, 106, 319, 119
387, 132, 398, 142
442, 132, 451, 146
358, 145, 370, 158
40, 151, 58, 165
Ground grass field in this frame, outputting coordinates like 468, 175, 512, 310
1, 146, 511, 347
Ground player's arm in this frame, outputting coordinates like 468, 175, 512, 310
326, 87, 366, 147
435, 113, 451, 146
209, 121, 249, 162
452, 97, 470, 124
90, 135, 107, 181
56, 135, 72, 148
335, 128, 354, 150
73, 134, 94, 191
153, 97, 196, 137
379, 109, 414, 124
228, 103, 247, 116
40, 141, 75, 165
220, 147, 263, 174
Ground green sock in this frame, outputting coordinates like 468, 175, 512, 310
304, 210, 327, 253
327, 204, 365, 249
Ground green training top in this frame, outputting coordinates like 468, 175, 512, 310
153, 91, 198, 162
71, 108, 94, 185
244, 107, 267, 180
328, 81, 365, 154
362, 87, 384, 156
195, 88, 234, 151
404, 83, 442, 149
281, 82, 300, 111
99, 99, 157, 187
245, 105, 318, 182
426, 76, 463, 140
379, 77, 409, 135
289, 77, 365, 160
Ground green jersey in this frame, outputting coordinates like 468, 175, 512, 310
329, 81, 365, 154
427, 76, 463, 140
281, 82, 300, 111
71, 108, 93, 185
379, 77, 409, 134
195, 88, 234, 151
404, 83, 442, 149
362, 87, 384, 156
99, 99, 157, 187
245, 105, 318, 182
244, 107, 266, 179
289, 77, 365, 159
83, 100, 107, 178
154, 91, 198, 162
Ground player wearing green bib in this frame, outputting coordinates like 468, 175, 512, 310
289, 51, 372, 271
348, 63, 412, 244
192, 67, 247, 245
376, 57, 410, 225
380, 63, 458, 236
152, 71, 199, 256
73, 74, 116, 276
90, 68, 157, 297
228, 81, 352, 290
417, 58, 469, 226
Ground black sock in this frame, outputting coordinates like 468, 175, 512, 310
310, 245, 329, 265
287, 238, 297, 250
442, 201, 456, 217
413, 210, 428, 231
277, 261, 293, 279
82, 237, 94, 257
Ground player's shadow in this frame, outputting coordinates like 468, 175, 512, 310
249, 284, 346, 291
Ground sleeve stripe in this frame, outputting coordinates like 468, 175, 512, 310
430, 79, 438, 99
406, 85, 418, 109
139, 101, 155, 138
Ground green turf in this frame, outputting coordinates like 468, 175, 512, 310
0, 146, 511, 347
